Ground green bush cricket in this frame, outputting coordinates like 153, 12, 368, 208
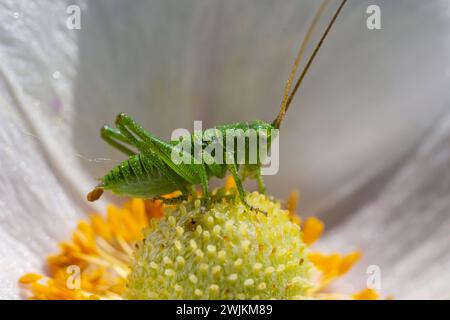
87, 0, 347, 212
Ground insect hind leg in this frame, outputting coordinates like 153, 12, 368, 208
101, 125, 136, 156
114, 113, 161, 150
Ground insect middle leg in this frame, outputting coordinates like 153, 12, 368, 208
255, 167, 266, 195
227, 161, 266, 214
241, 164, 266, 195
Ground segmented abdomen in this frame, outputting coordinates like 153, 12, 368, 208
102, 154, 181, 198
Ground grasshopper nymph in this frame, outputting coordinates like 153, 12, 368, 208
87, 0, 347, 212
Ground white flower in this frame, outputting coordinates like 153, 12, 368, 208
1, 0, 449, 299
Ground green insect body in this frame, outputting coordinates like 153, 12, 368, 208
101, 153, 183, 199
88, 115, 274, 210
87, 0, 348, 211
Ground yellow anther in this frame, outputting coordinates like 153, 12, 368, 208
234, 259, 243, 268
150, 262, 159, 269
164, 268, 175, 277
168, 216, 176, 226
212, 265, 221, 276
244, 278, 254, 287
291, 276, 303, 284
163, 256, 172, 265
278, 248, 287, 257
176, 226, 184, 236
217, 250, 226, 261
253, 263, 263, 272
239, 225, 248, 236
265, 266, 275, 274
209, 284, 219, 293
188, 274, 198, 284
277, 264, 286, 272
228, 274, 238, 281
207, 245, 216, 254
174, 284, 183, 292
199, 263, 209, 273
225, 220, 234, 231
195, 249, 204, 258
241, 240, 251, 251
175, 256, 185, 267
213, 225, 221, 236
194, 289, 203, 297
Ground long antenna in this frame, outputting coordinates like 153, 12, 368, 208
273, 0, 347, 128
276, 0, 331, 129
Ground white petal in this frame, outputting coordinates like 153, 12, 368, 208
0, 0, 96, 298
318, 111, 450, 299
